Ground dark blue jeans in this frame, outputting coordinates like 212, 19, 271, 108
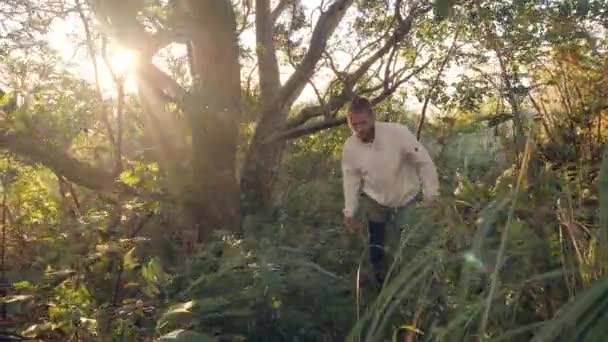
362, 193, 421, 284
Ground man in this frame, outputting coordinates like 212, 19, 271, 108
341, 97, 439, 285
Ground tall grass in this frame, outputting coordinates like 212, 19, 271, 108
480, 134, 534, 338
599, 147, 608, 273
348, 142, 608, 341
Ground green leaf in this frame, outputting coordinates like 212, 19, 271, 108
159, 329, 215, 342
13, 280, 35, 290
119, 169, 140, 186
142, 257, 168, 284
157, 301, 195, 331
530, 276, 608, 341
123, 247, 139, 270
399, 324, 424, 335
142, 257, 169, 296
0, 294, 34, 304
96, 242, 121, 255
22, 322, 54, 338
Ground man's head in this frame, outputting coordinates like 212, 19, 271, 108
347, 97, 375, 142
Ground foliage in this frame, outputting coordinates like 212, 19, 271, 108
0, 0, 607, 341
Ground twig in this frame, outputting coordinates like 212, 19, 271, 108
75, 0, 117, 152
416, 25, 461, 140
100, 37, 126, 174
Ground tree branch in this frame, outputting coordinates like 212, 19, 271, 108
346, 7, 425, 85
238, 0, 253, 35
93, 0, 187, 59
76, 0, 117, 158
99, 37, 127, 175
275, 117, 347, 140
256, 0, 281, 103
0, 131, 115, 191
366, 59, 432, 108
271, 0, 290, 22
137, 63, 188, 104
286, 54, 432, 130
287, 92, 350, 129
270, 59, 431, 142
416, 25, 462, 140
146, 28, 189, 57
278, 0, 355, 109
307, 3, 427, 120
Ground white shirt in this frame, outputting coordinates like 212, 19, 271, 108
341, 121, 439, 217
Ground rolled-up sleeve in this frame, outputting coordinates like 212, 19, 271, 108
342, 143, 361, 217
399, 126, 439, 199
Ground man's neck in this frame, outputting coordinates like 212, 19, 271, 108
360, 124, 375, 143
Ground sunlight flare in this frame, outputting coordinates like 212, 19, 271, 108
107, 48, 138, 76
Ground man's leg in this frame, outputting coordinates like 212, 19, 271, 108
378, 194, 423, 284
368, 220, 386, 284
391, 194, 432, 264
361, 195, 390, 284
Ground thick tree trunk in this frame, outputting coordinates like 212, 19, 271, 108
241, 0, 354, 215
186, 0, 242, 238
241, 107, 288, 214
240, 0, 284, 215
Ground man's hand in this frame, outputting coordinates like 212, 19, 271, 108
344, 215, 363, 233
422, 196, 439, 209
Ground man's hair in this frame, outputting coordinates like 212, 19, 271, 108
349, 96, 373, 116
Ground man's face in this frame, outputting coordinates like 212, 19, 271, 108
349, 110, 374, 141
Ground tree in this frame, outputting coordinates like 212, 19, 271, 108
0, 0, 447, 238
241, 0, 435, 213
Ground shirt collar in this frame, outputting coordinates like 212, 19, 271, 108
352, 121, 378, 147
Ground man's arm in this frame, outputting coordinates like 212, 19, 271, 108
342, 143, 362, 218
399, 125, 439, 201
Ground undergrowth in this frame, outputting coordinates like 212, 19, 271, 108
4, 117, 608, 341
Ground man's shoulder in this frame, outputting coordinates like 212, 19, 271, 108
377, 120, 409, 129
378, 121, 415, 136
342, 134, 358, 155
343, 133, 357, 147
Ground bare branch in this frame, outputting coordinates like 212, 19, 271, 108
284, 8, 432, 130
137, 63, 188, 104
238, 0, 253, 34
101, 37, 120, 85
0, 130, 115, 191
274, 117, 347, 140
273, 58, 432, 141
342, 33, 390, 72
383, 44, 399, 89
92, 0, 186, 59
271, 0, 290, 22
76, 0, 120, 175
278, 0, 355, 109
417, 26, 462, 140
286, 91, 351, 129
339, 6, 429, 93
308, 78, 327, 112
245, 64, 259, 95
100, 37, 125, 174
256, 0, 281, 103
371, 58, 433, 103
357, 82, 386, 94
146, 28, 189, 57
322, 50, 347, 83
395, 0, 404, 21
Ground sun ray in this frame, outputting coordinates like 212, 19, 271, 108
107, 48, 138, 77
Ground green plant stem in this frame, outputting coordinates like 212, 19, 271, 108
479, 134, 532, 338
